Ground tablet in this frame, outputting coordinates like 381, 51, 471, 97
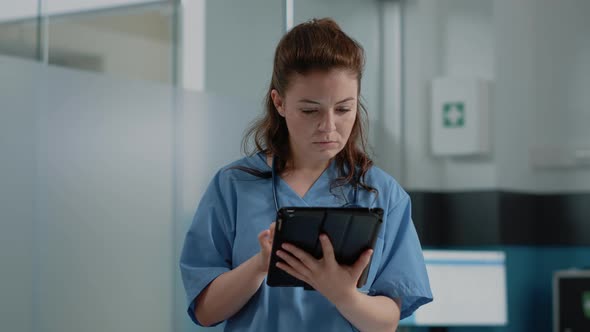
266, 207, 383, 289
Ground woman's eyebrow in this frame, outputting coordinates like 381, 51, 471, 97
297, 97, 355, 104
297, 99, 320, 104
336, 97, 355, 104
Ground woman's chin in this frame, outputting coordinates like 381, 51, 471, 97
311, 147, 342, 160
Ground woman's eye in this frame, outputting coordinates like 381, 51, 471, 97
301, 109, 318, 114
337, 108, 351, 113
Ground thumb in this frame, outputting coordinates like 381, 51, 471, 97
258, 229, 271, 250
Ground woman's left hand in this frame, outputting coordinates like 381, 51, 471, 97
275, 234, 373, 305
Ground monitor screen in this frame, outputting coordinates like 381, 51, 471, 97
400, 250, 507, 326
554, 270, 590, 332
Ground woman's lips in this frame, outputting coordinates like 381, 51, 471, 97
313, 141, 338, 147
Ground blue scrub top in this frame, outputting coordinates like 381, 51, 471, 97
180, 152, 432, 331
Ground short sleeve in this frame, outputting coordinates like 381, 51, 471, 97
179, 170, 235, 326
368, 193, 433, 319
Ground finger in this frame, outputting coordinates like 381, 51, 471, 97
276, 250, 311, 277
319, 234, 336, 262
352, 249, 373, 278
281, 243, 318, 270
276, 262, 308, 284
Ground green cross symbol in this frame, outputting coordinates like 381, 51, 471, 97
443, 102, 465, 128
583, 291, 590, 319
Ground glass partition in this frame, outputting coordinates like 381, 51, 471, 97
0, 0, 40, 60
0, 1, 286, 331
46, 1, 176, 83
0, 1, 176, 83
0, 55, 38, 332
0, 53, 259, 332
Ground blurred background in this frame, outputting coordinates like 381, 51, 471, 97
1, 0, 589, 331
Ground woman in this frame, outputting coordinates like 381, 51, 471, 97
180, 18, 432, 331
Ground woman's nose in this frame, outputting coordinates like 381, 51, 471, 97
317, 110, 336, 132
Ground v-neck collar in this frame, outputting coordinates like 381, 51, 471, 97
280, 164, 331, 203
255, 152, 343, 206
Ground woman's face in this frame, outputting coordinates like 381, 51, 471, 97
271, 69, 358, 165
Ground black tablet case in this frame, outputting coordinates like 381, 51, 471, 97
266, 207, 383, 290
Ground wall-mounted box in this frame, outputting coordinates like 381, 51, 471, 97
431, 77, 490, 156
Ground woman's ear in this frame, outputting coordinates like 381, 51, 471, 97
270, 89, 285, 117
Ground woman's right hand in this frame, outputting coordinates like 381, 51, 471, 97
256, 222, 276, 273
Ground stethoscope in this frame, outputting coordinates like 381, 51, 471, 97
271, 156, 360, 212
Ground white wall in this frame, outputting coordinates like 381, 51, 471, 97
403, 0, 445, 190
403, 0, 590, 192
491, 0, 536, 192
204, 0, 283, 101
403, 0, 495, 191
494, 0, 590, 192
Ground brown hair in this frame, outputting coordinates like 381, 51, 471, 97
242, 18, 375, 193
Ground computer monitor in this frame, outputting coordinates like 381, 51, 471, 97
400, 250, 507, 326
553, 269, 590, 332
